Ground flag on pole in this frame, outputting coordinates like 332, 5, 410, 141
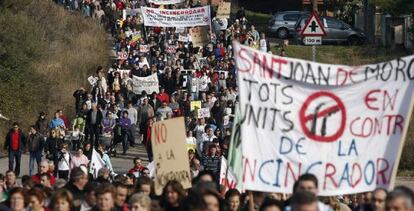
90, 149, 105, 179
227, 107, 243, 191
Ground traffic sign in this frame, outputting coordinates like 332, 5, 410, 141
300, 11, 326, 37
303, 36, 322, 45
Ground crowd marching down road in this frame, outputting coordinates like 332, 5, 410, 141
1, 0, 414, 211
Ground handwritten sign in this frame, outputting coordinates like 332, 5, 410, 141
197, 108, 210, 118
151, 117, 192, 195
234, 41, 414, 195
139, 44, 150, 53
216, 2, 231, 19
190, 26, 209, 47
165, 45, 177, 54
117, 69, 131, 79
190, 101, 202, 111
117, 51, 128, 60
178, 34, 189, 42
87, 76, 98, 86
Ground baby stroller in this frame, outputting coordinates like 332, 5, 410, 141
69, 130, 85, 151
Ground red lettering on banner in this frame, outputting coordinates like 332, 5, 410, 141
336, 68, 348, 85
336, 66, 361, 85
323, 163, 338, 190
284, 162, 302, 187
237, 46, 288, 79
350, 115, 405, 137
237, 48, 251, 73
242, 157, 257, 183
350, 163, 362, 188
365, 89, 399, 111
376, 158, 390, 185
365, 89, 381, 110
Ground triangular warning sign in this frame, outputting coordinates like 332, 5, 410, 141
300, 11, 326, 36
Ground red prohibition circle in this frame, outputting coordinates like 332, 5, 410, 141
299, 91, 346, 142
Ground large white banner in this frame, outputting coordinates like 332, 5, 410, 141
133, 74, 160, 94
233, 41, 414, 195
141, 6, 211, 28
148, 0, 184, 5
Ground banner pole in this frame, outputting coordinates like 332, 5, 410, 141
389, 89, 414, 189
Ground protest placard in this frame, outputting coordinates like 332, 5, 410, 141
129, 33, 141, 45
117, 69, 131, 79
148, 0, 184, 4
117, 51, 128, 60
190, 27, 209, 47
219, 157, 238, 192
123, 8, 142, 20
132, 74, 159, 94
87, 76, 98, 86
233, 41, 414, 196
141, 6, 210, 28
151, 117, 192, 195
197, 108, 210, 118
176, 27, 185, 33
165, 45, 177, 54
216, 2, 231, 19
190, 101, 202, 111
178, 34, 189, 42
139, 44, 150, 53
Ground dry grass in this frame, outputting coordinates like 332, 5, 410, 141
0, 0, 109, 143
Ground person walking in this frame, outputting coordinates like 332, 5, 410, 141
27, 125, 44, 176
35, 111, 48, 141
4, 122, 26, 176
86, 103, 103, 148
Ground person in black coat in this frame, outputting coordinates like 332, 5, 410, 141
4, 122, 26, 176
85, 104, 103, 148
73, 87, 87, 113
45, 129, 63, 176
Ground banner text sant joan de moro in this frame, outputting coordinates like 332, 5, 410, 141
233, 41, 414, 196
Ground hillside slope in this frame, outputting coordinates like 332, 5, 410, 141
0, 0, 109, 137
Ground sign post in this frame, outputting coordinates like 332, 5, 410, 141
300, 11, 326, 61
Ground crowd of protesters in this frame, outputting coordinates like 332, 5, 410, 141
2, 0, 414, 210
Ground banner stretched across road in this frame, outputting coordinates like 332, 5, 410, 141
132, 74, 159, 94
141, 6, 210, 28
148, 0, 184, 4
233, 41, 414, 195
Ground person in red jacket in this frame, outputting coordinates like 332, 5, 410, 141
4, 122, 26, 176
156, 87, 170, 104
31, 160, 56, 186
58, 109, 70, 129
128, 157, 145, 178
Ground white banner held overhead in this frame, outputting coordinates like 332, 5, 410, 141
132, 73, 160, 94
141, 6, 211, 28
233, 41, 414, 196
133, 74, 160, 94
148, 0, 184, 5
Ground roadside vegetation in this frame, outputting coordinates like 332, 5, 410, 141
0, 0, 109, 145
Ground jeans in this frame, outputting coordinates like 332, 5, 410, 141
8, 150, 21, 176
29, 151, 42, 176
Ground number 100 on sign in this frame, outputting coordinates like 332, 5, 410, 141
303, 36, 322, 45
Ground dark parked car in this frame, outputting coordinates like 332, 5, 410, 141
294, 16, 366, 45
268, 11, 309, 39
